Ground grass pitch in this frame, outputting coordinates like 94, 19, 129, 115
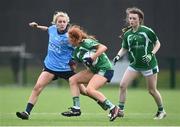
0, 86, 180, 126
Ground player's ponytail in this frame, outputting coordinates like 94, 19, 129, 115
119, 26, 132, 39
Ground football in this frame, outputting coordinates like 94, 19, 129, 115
83, 51, 99, 65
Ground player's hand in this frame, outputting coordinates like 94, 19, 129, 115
29, 22, 38, 28
113, 55, 121, 65
83, 57, 93, 67
68, 59, 77, 70
142, 53, 153, 64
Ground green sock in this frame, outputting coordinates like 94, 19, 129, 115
158, 105, 164, 112
73, 96, 80, 109
103, 99, 115, 110
118, 102, 124, 110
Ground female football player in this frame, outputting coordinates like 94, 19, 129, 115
16, 11, 75, 120
113, 7, 166, 119
61, 25, 120, 121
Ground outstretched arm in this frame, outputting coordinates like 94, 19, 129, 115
29, 22, 48, 31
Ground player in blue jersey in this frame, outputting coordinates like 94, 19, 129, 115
16, 11, 76, 120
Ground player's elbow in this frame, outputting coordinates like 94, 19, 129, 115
99, 44, 107, 52
103, 45, 107, 51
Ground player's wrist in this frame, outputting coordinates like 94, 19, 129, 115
117, 54, 121, 59
151, 52, 155, 55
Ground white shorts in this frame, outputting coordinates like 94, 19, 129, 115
128, 66, 159, 77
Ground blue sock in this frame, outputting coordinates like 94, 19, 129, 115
25, 103, 34, 115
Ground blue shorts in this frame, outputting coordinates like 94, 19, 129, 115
97, 69, 114, 82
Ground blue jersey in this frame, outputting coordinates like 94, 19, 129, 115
44, 25, 74, 71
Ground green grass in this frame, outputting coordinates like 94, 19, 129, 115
0, 86, 180, 126
0, 65, 41, 85
1, 65, 180, 89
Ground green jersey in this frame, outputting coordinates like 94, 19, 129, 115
73, 38, 112, 73
122, 25, 159, 70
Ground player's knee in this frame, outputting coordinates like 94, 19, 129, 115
120, 82, 127, 91
148, 89, 156, 96
33, 84, 44, 94
69, 76, 78, 86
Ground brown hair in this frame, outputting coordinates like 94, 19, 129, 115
119, 7, 144, 38
119, 26, 132, 39
68, 25, 96, 44
126, 7, 144, 25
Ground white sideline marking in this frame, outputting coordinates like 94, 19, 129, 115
3, 112, 152, 116
0, 126, 179, 127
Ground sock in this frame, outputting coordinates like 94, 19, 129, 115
73, 96, 80, 109
103, 99, 115, 110
25, 103, 34, 115
158, 105, 164, 112
118, 102, 125, 110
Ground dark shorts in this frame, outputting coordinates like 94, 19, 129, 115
104, 70, 114, 82
43, 66, 76, 81
97, 69, 114, 83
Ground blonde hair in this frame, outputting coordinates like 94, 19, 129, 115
51, 11, 70, 24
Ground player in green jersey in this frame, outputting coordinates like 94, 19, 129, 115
113, 7, 166, 120
61, 25, 120, 121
